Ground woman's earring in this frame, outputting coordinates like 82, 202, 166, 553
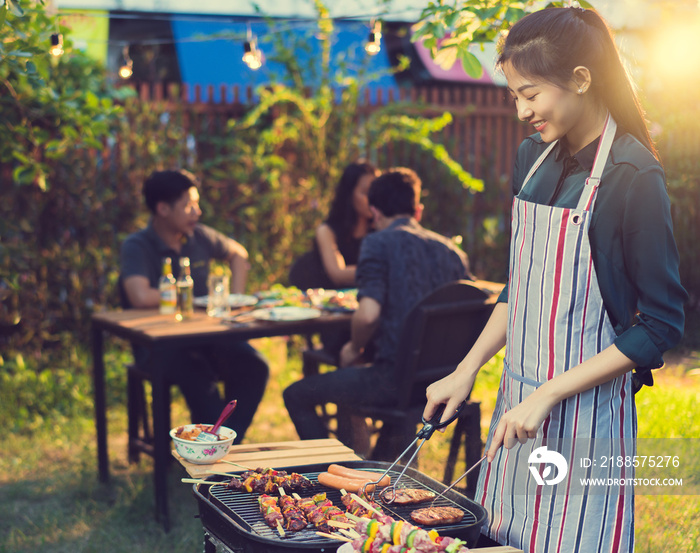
578, 87, 583, 94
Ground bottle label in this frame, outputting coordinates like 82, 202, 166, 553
177, 282, 194, 317
160, 286, 177, 314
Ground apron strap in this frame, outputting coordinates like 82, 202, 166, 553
521, 140, 558, 189
575, 114, 617, 211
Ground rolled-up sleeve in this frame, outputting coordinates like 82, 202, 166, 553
613, 165, 687, 368
356, 236, 388, 307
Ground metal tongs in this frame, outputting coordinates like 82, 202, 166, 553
359, 401, 466, 504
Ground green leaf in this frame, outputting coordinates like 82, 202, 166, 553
12, 165, 36, 185
0, 3, 7, 29
458, 49, 483, 79
84, 90, 99, 109
6, 0, 23, 17
434, 45, 458, 70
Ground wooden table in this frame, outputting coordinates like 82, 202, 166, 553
175, 439, 521, 553
91, 308, 351, 529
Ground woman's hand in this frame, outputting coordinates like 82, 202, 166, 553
423, 369, 478, 427
486, 392, 556, 461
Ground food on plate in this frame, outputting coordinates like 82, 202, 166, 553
341, 492, 384, 519
410, 506, 465, 526
255, 284, 309, 308
348, 514, 470, 552
174, 423, 226, 442
226, 467, 313, 494
258, 494, 285, 530
278, 494, 309, 532
386, 488, 436, 505
327, 464, 391, 487
324, 291, 358, 311
318, 471, 378, 493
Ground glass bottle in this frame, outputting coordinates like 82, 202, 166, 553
158, 257, 177, 315
176, 256, 194, 321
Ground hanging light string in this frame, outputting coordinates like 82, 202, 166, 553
364, 19, 382, 55
118, 45, 133, 79
241, 24, 263, 70
51, 9, 395, 49
47, 10, 391, 72
49, 32, 64, 56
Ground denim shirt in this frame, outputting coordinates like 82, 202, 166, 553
356, 217, 469, 366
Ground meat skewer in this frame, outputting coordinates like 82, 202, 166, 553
278, 489, 308, 532
341, 491, 384, 519
257, 494, 286, 537
348, 515, 470, 552
226, 467, 313, 494
292, 492, 351, 533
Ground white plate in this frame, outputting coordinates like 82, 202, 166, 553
337, 543, 353, 553
193, 294, 258, 308
250, 306, 322, 322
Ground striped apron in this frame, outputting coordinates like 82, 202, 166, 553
476, 116, 636, 553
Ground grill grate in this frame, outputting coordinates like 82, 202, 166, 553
207, 467, 479, 547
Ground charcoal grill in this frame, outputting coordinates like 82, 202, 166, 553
192, 460, 487, 553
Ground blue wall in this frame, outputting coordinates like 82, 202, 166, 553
171, 18, 399, 103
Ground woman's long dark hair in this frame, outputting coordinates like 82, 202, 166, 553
498, 7, 657, 158
325, 160, 378, 246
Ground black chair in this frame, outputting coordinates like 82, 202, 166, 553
345, 280, 494, 473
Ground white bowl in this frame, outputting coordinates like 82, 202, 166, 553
169, 424, 236, 464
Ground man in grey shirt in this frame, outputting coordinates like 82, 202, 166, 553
283, 168, 469, 456
120, 170, 269, 443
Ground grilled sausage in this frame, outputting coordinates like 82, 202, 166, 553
327, 464, 391, 487
317, 471, 376, 493
410, 506, 464, 526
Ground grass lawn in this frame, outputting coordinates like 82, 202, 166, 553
0, 338, 698, 552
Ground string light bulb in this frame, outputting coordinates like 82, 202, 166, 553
365, 20, 382, 56
49, 33, 64, 57
119, 46, 133, 79
242, 26, 263, 70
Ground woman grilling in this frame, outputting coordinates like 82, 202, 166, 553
423, 7, 686, 552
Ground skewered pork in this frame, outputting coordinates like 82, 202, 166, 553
226, 467, 313, 494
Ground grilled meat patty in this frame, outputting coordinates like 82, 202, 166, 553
390, 488, 436, 505
410, 506, 464, 526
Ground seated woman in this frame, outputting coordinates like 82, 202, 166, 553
290, 161, 379, 291
316, 160, 379, 288
291, 161, 380, 451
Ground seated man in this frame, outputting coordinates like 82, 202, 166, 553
120, 169, 269, 443
283, 167, 470, 457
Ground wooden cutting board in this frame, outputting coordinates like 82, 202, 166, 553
173, 438, 361, 478
472, 548, 522, 552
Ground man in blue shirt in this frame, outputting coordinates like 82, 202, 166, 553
283, 168, 469, 457
120, 170, 269, 443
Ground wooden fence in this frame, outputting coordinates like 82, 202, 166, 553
129, 81, 531, 182
118, 81, 698, 300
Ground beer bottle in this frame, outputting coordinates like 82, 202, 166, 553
159, 257, 177, 315
176, 256, 194, 321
